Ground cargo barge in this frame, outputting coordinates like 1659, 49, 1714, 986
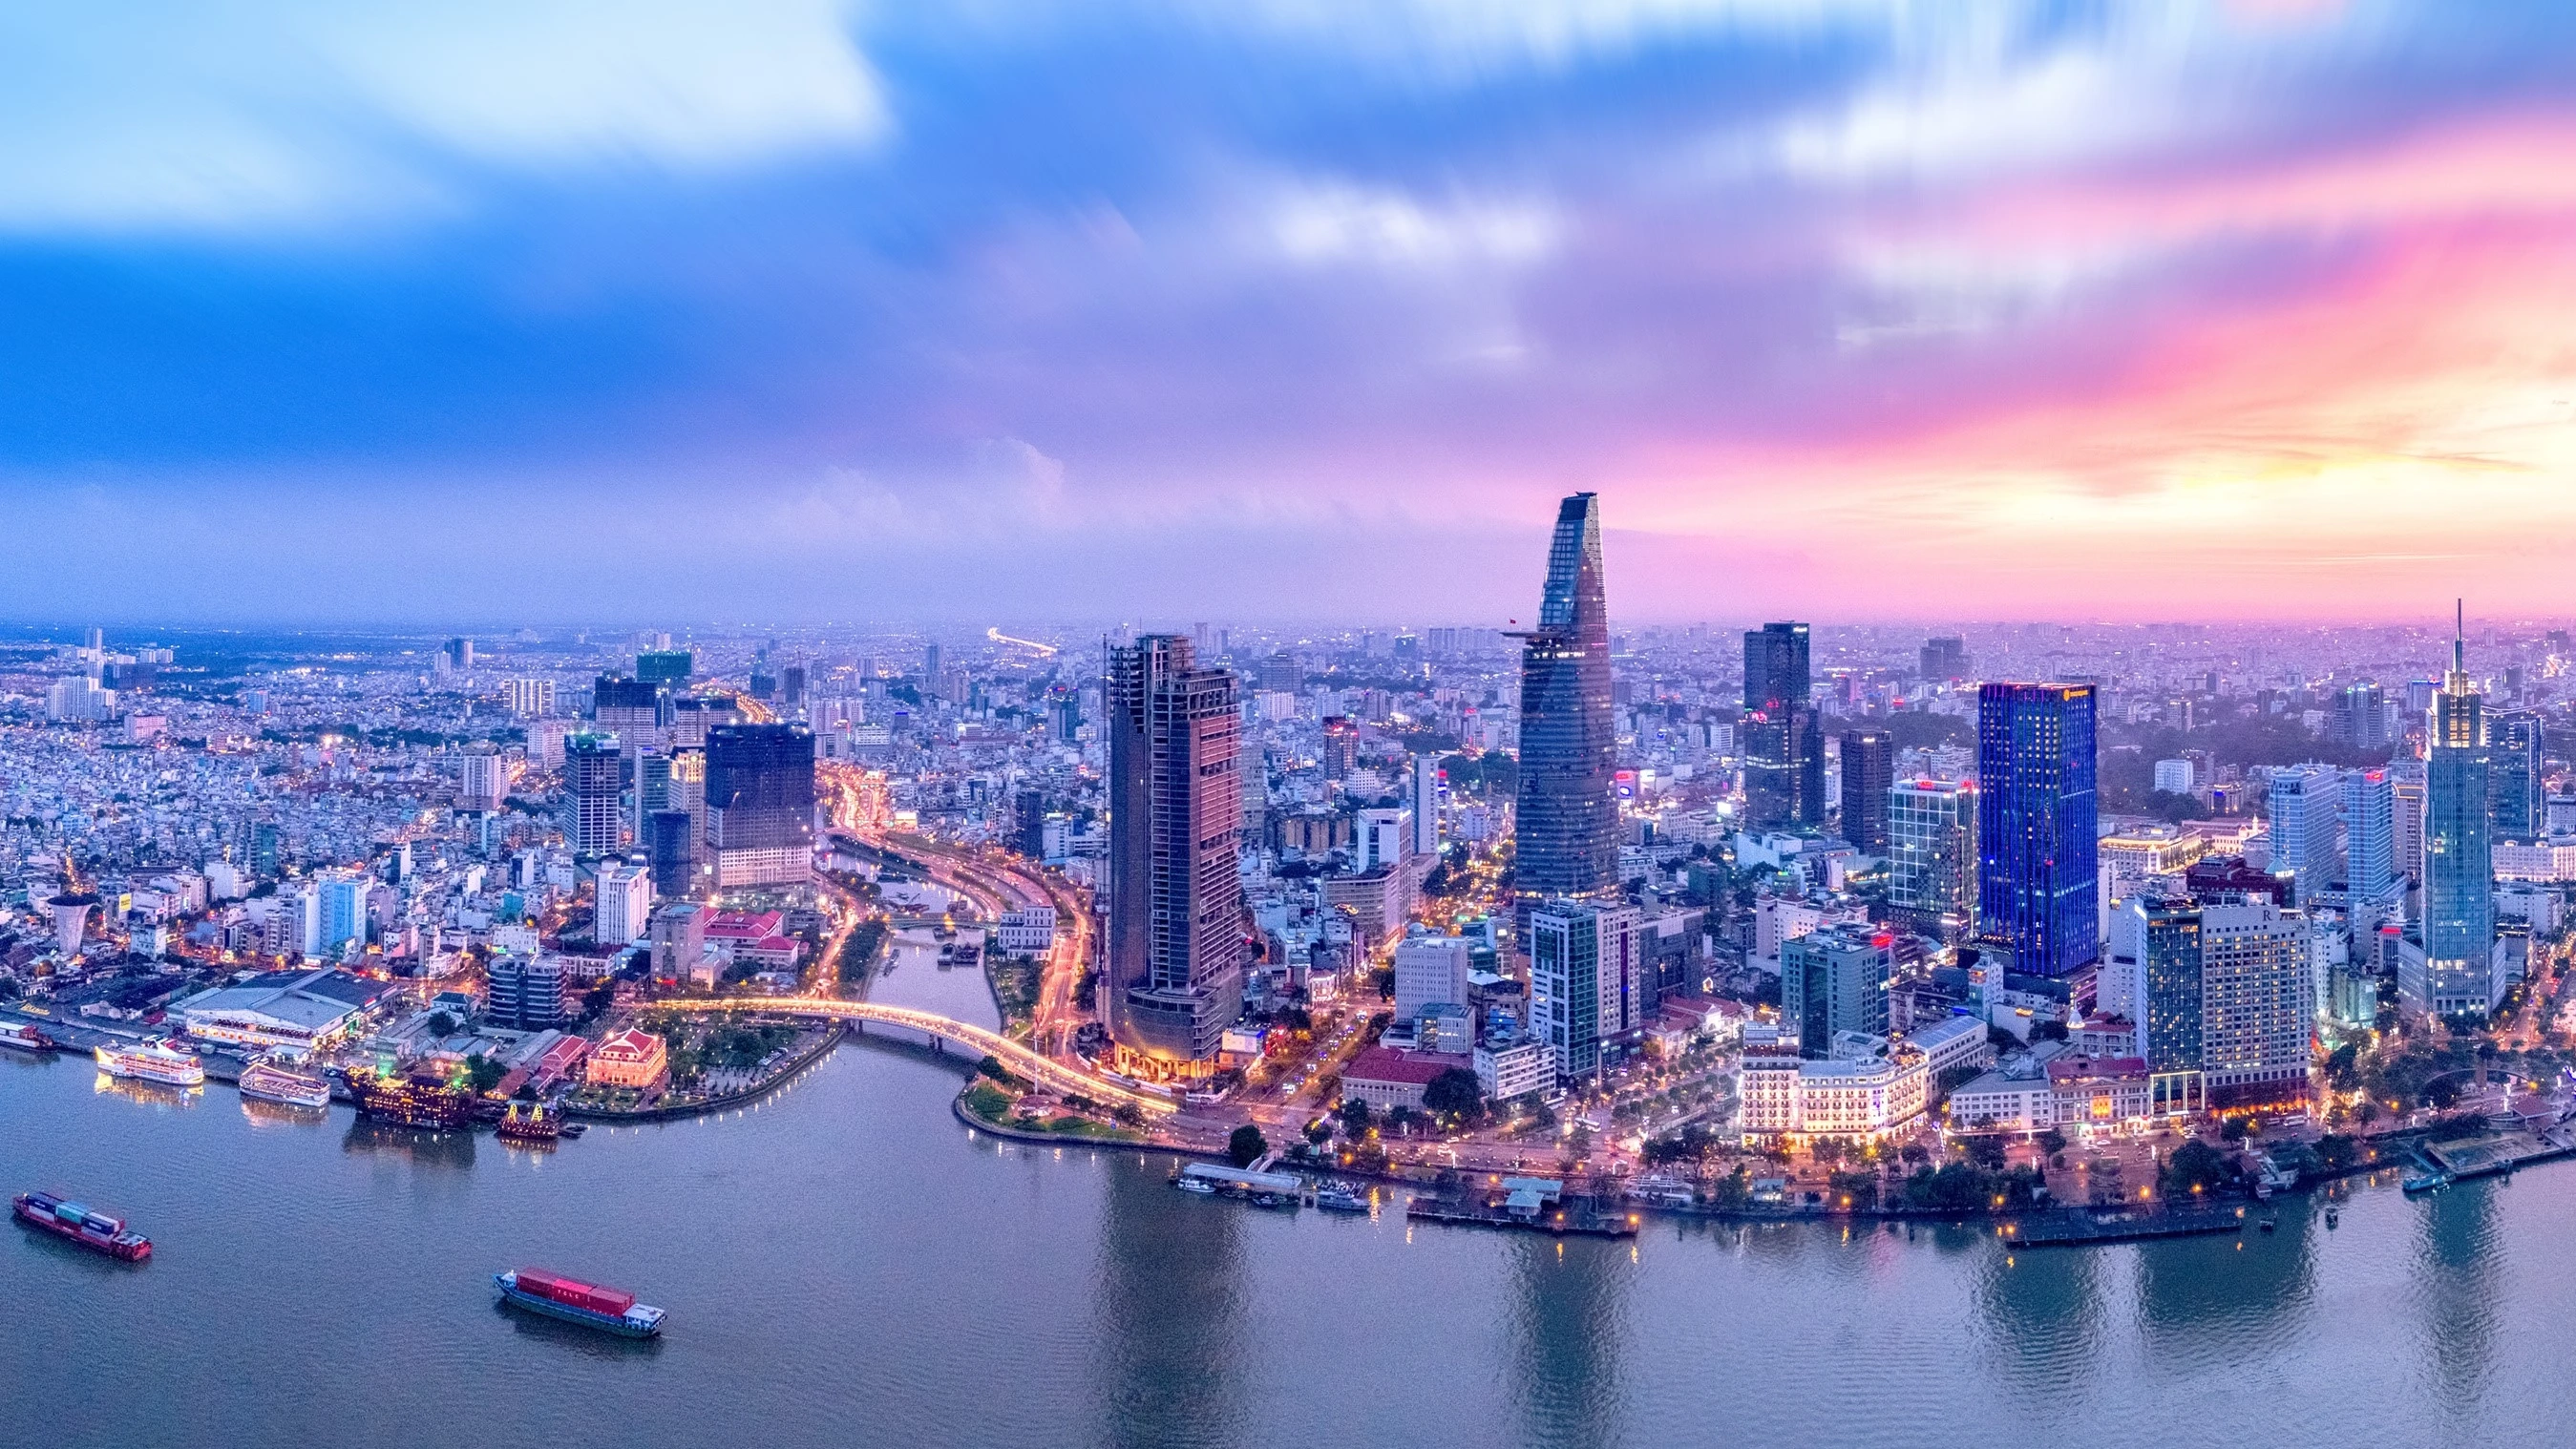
239, 1060, 332, 1110
12, 1192, 152, 1261
345, 1069, 476, 1130
94, 1038, 206, 1088
494, 1268, 664, 1337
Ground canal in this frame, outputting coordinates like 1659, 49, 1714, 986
6, 1040, 2574, 1449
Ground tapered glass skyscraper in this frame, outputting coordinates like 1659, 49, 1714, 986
1975, 682, 2099, 978
1743, 622, 1824, 829
1511, 494, 1618, 908
1105, 635, 1246, 1072
2424, 607, 2495, 1016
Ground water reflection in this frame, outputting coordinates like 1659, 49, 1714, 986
92, 1073, 200, 1110
1510, 1235, 1629, 1449
241, 1097, 330, 1129
1975, 1234, 2105, 1402
2413, 1181, 2502, 1423
342, 1118, 478, 1170
1088, 1160, 1246, 1449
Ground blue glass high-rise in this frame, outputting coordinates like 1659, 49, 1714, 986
2423, 611, 2495, 1015
1975, 682, 2099, 978
1511, 494, 1618, 907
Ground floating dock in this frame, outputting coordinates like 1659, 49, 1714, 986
1404, 1197, 1640, 1238
2002, 1206, 2249, 1248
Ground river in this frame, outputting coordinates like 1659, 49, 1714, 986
6, 1028, 2575, 1448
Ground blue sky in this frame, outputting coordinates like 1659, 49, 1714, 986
7, 2, 2576, 627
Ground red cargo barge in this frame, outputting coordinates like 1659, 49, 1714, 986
494, 1267, 665, 1337
12, 1192, 152, 1261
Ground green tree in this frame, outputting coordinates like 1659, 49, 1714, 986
427, 1011, 457, 1038
2160, 1139, 2238, 1198
464, 1053, 506, 1094
1228, 1124, 1270, 1167
1339, 1097, 1374, 1135
2035, 1128, 2068, 1157
1423, 1068, 1483, 1124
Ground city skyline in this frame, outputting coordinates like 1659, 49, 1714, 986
6, 5, 2576, 623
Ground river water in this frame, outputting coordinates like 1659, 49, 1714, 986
7, 1026, 2575, 1449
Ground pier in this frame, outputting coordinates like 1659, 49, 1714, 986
2002, 1206, 2249, 1248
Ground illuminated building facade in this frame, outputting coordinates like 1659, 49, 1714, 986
1510, 493, 1619, 913
1976, 682, 2099, 978
1105, 635, 1245, 1071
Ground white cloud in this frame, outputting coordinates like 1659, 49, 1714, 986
0, 0, 886, 233
1267, 179, 1557, 267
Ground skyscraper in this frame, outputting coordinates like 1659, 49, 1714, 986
1743, 622, 1823, 830
2134, 896, 2310, 1111
2333, 682, 2390, 751
562, 732, 624, 856
595, 861, 655, 947
2263, 765, 2341, 905
1510, 494, 1618, 910
2423, 607, 2496, 1016
2488, 709, 2544, 842
1976, 682, 2099, 978
594, 674, 668, 756
1888, 778, 1978, 941
636, 648, 694, 687
1320, 716, 1359, 781
1105, 635, 1246, 1072
647, 808, 697, 900
1529, 901, 1640, 1082
1409, 754, 1442, 857
704, 724, 815, 888
457, 742, 507, 812
2345, 766, 2397, 900
1838, 727, 1892, 853
1919, 637, 1969, 681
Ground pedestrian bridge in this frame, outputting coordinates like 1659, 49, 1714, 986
673, 996, 1177, 1117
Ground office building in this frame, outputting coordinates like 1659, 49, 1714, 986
1320, 716, 1359, 781
704, 724, 815, 888
2153, 758, 2195, 795
1410, 754, 1442, 857
1888, 778, 1977, 940
1919, 636, 1969, 682
1393, 936, 1473, 1025
1976, 682, 2099, 978
637, 649, 694, 687
2264, 766, 2341, 905
562, 732, 624, 856
2489, 710, 2545, 842
1744, 622, 1824, 830
647, 808, 697, 899
1838, 728, 1892, 853
1510, 494, 1620, 911
1529, 901, 1641, 1081
596, 861, 655, 947
633, 749, 674, 842
2334, 682, 2391, 752
652, 902, 711, 986
2423, 611, 2496, 1016
1780, 925, 1891, 1058
2346, 766, 2397, 900
1104, 635, 1246, 1072
505, 678, 556, 718
318, 876, 370, 956
458, 742, 508, 812
487, 953, 566, 1031
594, 674, 667, 755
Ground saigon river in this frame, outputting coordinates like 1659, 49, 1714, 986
9, 1031, 2576, 1449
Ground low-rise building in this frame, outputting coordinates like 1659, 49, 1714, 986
586, 1027, 670, 1091
1738, 1047, 1930, 1142
174, 968, 387, 1058
1474, 1039, 1553, 1102
1340, 1044, 1470, 1112
996, 906, 1057, 955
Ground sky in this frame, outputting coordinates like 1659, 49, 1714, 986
4, 1, 2575, 628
